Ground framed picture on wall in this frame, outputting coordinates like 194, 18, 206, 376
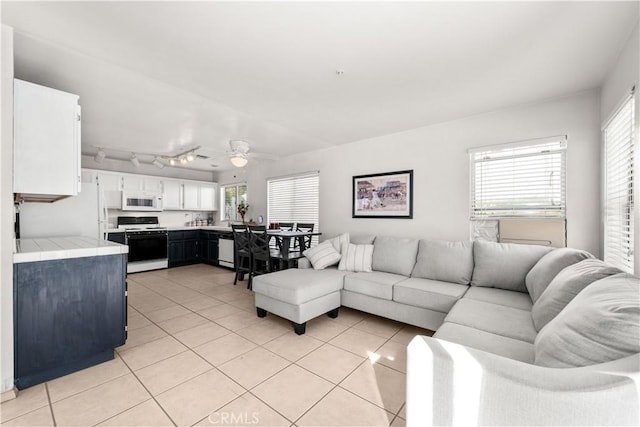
352, 170, 413, 218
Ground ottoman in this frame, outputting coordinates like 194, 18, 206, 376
252, 268, 348, 334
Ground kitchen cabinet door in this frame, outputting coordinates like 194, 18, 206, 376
199, 184, 217, 211
13, 79, 81, 200
122, 176, 144, 192
163, 180, 183, 210
168, 240, 185, 267
98, 173, 123, 209
143, 178, 163, 193
183, 183, 200, 210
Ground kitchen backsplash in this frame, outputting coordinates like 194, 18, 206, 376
108, 210, 217, 228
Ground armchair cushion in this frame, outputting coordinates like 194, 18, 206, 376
535, 273, 640, 367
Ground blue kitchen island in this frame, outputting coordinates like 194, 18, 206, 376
13, 237, 128, 389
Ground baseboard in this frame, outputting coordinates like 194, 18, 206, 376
0, 387, 17, 403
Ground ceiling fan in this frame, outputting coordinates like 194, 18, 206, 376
213, 140, 279, 168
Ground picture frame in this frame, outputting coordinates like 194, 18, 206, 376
352, 170, 413, 218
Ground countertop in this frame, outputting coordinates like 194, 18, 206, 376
105, 226, 233, 233
14, 236, 128, 264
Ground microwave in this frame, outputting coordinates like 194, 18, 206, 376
122, 192, 163, 211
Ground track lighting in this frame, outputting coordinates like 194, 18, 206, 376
130, 153, 140, 167
186, 152, 195, 162
179, 156, 188, 165
169, 158, 176, 166
94, 149, 106, 163
152, 157, 165, 169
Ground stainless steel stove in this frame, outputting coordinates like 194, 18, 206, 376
117, 216, 168, 273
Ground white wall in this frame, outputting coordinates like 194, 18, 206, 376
219, 90, 602, 256
600, 23, 640, 270
1, 24, 15, 394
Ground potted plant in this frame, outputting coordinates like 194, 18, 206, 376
237, 201, 249, 223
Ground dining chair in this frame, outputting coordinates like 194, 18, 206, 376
248, 225, 276, 289
231, 224, 251, 287
273, 222, 294, 251
295, 223, 315, 251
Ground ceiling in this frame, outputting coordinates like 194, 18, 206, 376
2, 1, 638, 171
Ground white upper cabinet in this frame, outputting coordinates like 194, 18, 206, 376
199, 183, 217, 211
162, 180, 183, 210
97, 173, 123, 209
183, 183, 200, 210
122, 175, 163, 193
14, 79, 81, 201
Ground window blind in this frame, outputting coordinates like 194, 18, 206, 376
604, 92, 635, 273
469, 136, 567, 219
267, 172, 320, 244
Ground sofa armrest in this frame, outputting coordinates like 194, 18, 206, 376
297, 258, 312, 269
407, 336, 639, 426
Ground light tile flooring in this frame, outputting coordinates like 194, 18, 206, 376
0, 264, 434, 427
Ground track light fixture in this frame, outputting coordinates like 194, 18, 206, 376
94, 149, 106, 163
186, 152, 195, 162
152, 157, 165, 169
130, 153, 140, 167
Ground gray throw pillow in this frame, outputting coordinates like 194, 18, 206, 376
525, 248, 593, 303
371, 236, 419, 276
350, 234, 376, 245
532, 259, 622, 330
534, 273, 640, 368
471, 241, 552, 292
411, 240, 474, 284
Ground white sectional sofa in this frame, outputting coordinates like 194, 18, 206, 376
251, 235, 640, 426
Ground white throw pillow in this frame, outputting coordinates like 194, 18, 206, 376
327, 233, 350, 254
303, 241, 341, 270
338, 243, 374, 272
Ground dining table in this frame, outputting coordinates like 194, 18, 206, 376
267, 229, 322, 260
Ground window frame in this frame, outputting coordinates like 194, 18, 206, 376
469, 135, 567, 219
220, 182, 247, 222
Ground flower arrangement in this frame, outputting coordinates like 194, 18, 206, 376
237, 201, 249, 223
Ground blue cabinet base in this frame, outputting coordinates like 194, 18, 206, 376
15, 349, 114, 390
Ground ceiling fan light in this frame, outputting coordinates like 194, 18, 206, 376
230, 154, 248, 168
186, 152, 195, 162
152, 157, 164, 169
95, 149, 106, 163
130, 153, 140, 167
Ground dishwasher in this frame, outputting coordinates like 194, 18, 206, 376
218, 234, 235, 268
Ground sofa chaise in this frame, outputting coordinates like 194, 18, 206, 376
251, 234, 640, 426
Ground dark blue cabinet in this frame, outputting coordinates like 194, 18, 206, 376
13, 253, 127, 389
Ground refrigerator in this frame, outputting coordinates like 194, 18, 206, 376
19, 181, 109, 240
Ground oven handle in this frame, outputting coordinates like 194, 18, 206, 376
126, 233, 168, 241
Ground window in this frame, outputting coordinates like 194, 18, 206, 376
220, 183, 247, 222
604, 91, 636, 273
469, 136, 567, 219
267, 172, 320, 241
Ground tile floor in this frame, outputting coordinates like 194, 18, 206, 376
0, 264, 434, 427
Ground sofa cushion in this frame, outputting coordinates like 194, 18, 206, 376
411, 240, 474, 285
532, 259, 623, 330
393, 278, 468, 312
326, 233, 350, 254
303, 240, 342, 270
471, 241, 552, 292
372, 236, 419, 276
463, 286, 533, 311
445, 298, 537, 343
343, 271, 407, 300
338, 243, 374, 272
434, 322, 534, 363
535, 273, 640, 368
252, 268, 349, 305
350, 234, 376, 245
525, 248, 593, 303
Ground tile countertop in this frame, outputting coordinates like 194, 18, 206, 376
105, 226, 233, 233
14, 236, 128, 264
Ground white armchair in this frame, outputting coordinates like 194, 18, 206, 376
406, 336, 640, 426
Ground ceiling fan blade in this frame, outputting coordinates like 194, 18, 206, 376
248, 151, 279, 161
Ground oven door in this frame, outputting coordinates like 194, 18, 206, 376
126, 232, 168, 262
